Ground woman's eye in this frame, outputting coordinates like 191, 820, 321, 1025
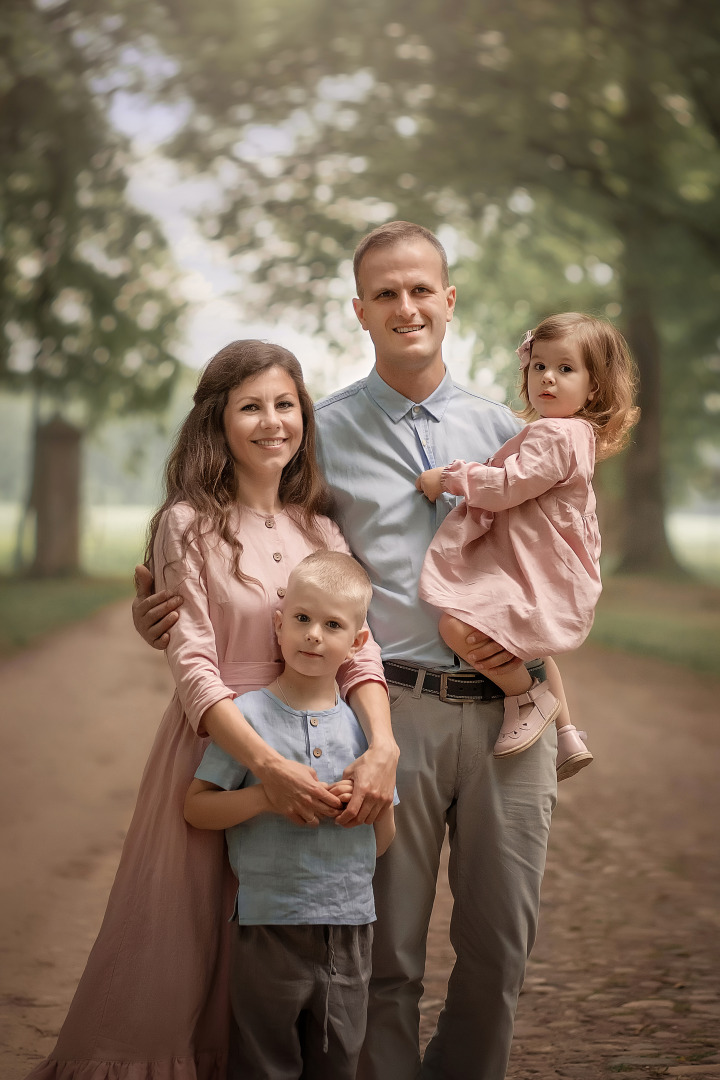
277, 400, 295, 409
241, 403, 258, 411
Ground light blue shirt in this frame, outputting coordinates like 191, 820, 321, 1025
315, 366, 521, 670
195, 688, 377, 925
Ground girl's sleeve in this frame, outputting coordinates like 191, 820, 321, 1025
442, 420, 574, 511
153, 504, 235, 733
319, 518, 388, 702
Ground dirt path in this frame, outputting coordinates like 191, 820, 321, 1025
1, 606, 719, 1078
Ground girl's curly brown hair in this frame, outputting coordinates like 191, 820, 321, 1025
517, 313, 640, 461
145, 340, 335, 583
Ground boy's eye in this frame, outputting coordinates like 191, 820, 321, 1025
296, 613, 309, 623
326, 620, 341, 630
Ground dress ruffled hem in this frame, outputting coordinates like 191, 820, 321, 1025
25, 1051, 226, 1080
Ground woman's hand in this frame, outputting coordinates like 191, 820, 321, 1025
336, 741, 398, 827
132, 564, 183, 650
416, 467, 445, 503
257, 756, 343, 827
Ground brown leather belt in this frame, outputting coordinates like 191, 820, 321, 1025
383, 658, 546, 704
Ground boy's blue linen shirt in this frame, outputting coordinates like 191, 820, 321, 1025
315, 366, 521, 669
194, 688, 379, 925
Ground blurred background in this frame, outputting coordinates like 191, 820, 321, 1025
1, 0, 718, 670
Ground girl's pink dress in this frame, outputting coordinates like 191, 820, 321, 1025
419, 417, 602, 660
28, 503, 385, 1080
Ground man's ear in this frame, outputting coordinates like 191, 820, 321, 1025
445, 285, 457, 323
346, 628, 369, 659
352, 296, 368, 330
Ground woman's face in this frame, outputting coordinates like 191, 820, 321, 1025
222, 366, 304, 482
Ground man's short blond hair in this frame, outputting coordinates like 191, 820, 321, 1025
288, 551, 373, 628
353, 220, 449, 298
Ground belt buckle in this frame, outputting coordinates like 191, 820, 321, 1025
439, 671, 477, 703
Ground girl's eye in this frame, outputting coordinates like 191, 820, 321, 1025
533, 362, 545, 371
560, 365, 574, 373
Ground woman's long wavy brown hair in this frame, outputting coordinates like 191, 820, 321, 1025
145, 340, 335, 583
517, 313, 640, 461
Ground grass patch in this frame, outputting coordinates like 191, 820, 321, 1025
590, 575, 720, 675
0, 576, 133, 657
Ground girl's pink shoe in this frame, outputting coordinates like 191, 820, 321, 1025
494, 680, 561, 758
556, 724, 593, 781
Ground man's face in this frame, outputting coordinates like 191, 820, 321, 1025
352, 240, 456, 380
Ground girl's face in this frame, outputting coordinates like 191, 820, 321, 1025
222, 366, 304, 482
527, 336, 595, 419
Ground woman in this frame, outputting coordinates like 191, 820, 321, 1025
28, 341, 397, 1079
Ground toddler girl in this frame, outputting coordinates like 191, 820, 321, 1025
417, 313, 639, 779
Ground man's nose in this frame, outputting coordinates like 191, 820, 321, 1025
396, 290, 417, 318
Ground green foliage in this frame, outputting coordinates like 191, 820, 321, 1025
0, 574, 132, 656
0, 0, 186, 427
157, 0, 720, 512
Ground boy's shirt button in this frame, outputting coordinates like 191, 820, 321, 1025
310, 717, 319, 726
313, 748, 323, 758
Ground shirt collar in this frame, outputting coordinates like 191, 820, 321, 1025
365, 365, 455, 423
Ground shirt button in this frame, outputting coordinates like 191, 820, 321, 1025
276, 587, 286, 598
309, 717, 319, 727
413, 406, 421, 417
273, 552, 282, 562
313, 747, 322, 758
265, 518, 275, 528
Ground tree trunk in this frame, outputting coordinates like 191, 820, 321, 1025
30, 417, 83, 577
616, 230, 681, 574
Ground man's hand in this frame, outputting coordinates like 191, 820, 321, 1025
465, 628, 523, 673
258, 757, 343, 826
336, 742, 398, 827
132, 564, 183, 650
416, 467, 445, 503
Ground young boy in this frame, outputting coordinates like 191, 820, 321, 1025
184, 550, 396, 1079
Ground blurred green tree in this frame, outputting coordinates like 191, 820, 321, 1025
0, 0, 185, 575
163, 0, 720, 573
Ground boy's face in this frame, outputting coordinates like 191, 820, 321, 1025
274, 579, 368, 680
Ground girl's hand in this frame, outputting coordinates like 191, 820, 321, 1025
416, 467, 445, 503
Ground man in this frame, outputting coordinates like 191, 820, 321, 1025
134, 221, 556, 1079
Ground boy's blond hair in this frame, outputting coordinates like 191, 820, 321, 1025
288, 551, 372, 628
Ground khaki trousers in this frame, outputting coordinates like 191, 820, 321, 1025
358, 680, 557, 1080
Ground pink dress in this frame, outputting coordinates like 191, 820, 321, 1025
419, 418, 602, 660
28, 503, 385, 1080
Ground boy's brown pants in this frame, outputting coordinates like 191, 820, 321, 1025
230, 922, 373, 1079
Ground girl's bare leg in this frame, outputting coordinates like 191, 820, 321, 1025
438, 614, 532, 696
545, 655, 594, 780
